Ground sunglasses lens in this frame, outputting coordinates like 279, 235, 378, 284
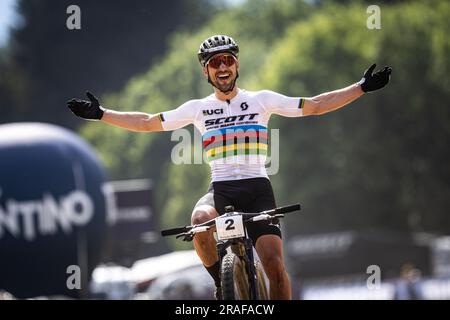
224, 56, 235, 66
208, 55, 235, 68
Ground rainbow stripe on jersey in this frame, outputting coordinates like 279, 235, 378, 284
202, 125, 268, 162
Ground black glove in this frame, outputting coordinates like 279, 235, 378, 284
67, 91, 105, 120
359, 64, 392, 93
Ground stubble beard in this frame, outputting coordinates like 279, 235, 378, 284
214, 76, 235, 93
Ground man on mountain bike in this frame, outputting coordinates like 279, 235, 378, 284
67, 35, 392, 300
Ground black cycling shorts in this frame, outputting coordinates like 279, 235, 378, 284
194, 177, 281, 245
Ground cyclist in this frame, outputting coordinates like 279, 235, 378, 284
67, 35, 392, 300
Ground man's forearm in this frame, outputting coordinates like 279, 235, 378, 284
101, 109, 163, 132
305, 83, 365, 116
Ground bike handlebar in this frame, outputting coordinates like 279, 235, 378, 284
268, 203, 301, 215
161, 226, 191, 237
160, 203, 301, 237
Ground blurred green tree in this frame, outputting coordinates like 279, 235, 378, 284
263, 1, 450, 235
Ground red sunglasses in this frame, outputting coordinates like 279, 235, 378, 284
206, 54, 236, 69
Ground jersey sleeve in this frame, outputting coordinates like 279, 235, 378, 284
257, 90, 305, 117
157, 100, 197, 131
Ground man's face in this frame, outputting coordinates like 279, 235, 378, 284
203, 53, 239, 93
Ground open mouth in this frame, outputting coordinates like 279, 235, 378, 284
216, 73, 231, 81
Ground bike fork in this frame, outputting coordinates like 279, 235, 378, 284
243, 238, 259, 300
217, 241, 228, 265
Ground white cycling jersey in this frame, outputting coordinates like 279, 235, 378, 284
158, 89, 305, 182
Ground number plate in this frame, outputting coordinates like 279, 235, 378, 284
216, 215, 245, 240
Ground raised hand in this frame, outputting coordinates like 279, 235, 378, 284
359, 64, 392, 93
67, 91, 105, 120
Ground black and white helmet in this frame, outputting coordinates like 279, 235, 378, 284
197, 35, 239, 67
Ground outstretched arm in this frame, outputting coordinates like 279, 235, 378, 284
303, 64, 392, 116
67, 91, 163, 132
303, 83, 364, 116
101, 110, 163, 132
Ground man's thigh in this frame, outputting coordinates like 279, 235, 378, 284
194, 190, 233, 216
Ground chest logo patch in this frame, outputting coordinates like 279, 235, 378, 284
240, 102, 249, 111
203, 108, 224, 116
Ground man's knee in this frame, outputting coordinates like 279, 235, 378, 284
191, 205, 217, 225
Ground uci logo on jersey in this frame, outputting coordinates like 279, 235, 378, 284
203, 108, 224, 116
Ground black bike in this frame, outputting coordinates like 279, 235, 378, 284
161, 203, 301, 300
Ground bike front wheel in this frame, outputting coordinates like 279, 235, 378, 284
220, 252, 250, 300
